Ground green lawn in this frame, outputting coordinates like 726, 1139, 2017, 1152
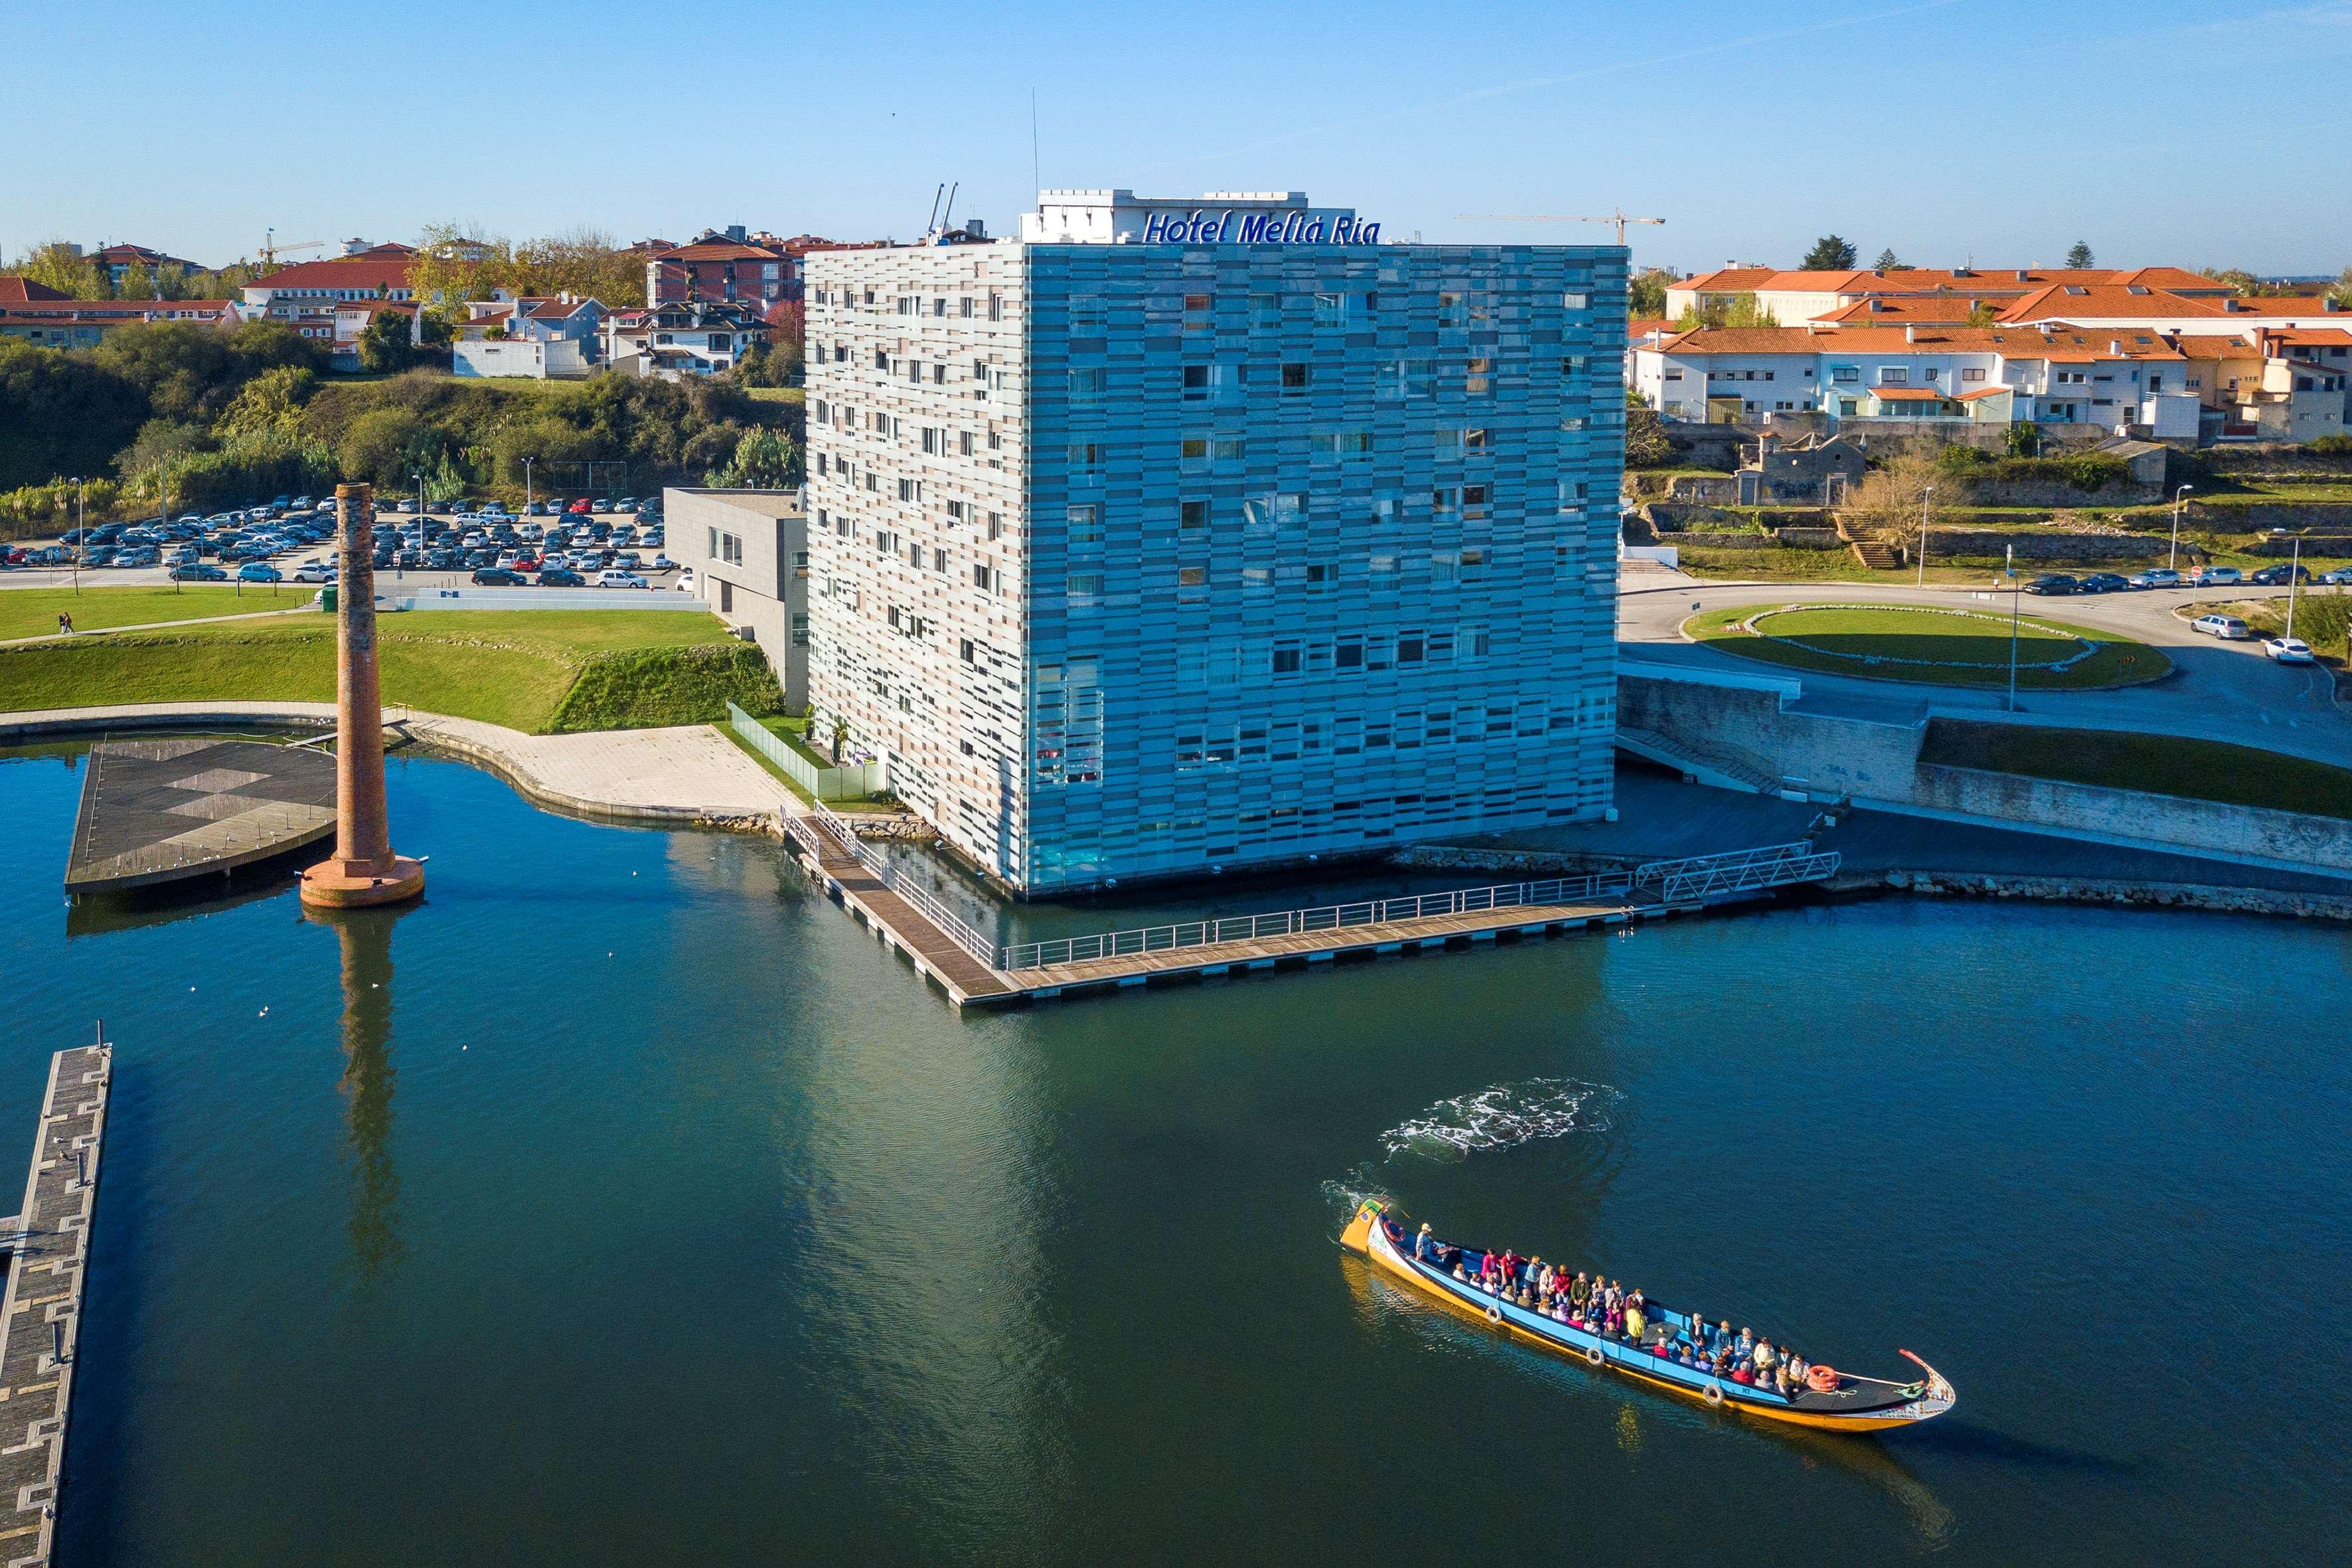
0, 585, 317, 641
1922, 720, 2352, 821
1686, 603, 2173, 689
743, 386, 806, 404
1674, 548, 2017, 586
0, 608, 780, 734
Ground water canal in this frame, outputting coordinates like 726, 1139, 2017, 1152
3, 740, 2347, 1565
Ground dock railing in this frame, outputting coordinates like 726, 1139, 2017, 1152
998, 870, 1637, 973
785, 798, 1000, 971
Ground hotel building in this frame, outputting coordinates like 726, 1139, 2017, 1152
803, 189, 1626, 896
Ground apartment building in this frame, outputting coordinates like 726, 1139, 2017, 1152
238, 256, 419, 343
1666, 266, 2232, 324
1634, 325, 2199, 435
805, 189, 1626, 896
644, 232, 797, 308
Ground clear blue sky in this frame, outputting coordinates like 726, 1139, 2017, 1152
9, 0, 2349, 275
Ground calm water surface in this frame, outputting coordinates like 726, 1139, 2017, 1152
3, 741, 2347, 1565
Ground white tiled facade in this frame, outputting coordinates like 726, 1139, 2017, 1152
805, 196, 1625, 896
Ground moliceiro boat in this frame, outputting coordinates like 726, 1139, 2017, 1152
1341, 1200, 1954, 1435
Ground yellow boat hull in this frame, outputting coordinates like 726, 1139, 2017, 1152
1342, 1201, 1952, 1435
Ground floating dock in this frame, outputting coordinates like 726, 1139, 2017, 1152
785, 803, 1838, 1009
64, 736, 337, 892
0, 1040, 112, 1566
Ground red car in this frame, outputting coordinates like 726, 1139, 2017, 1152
512, 554, 540, 572
566, 498, 593, 514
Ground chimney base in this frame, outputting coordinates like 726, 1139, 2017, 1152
299, 854, 426, 909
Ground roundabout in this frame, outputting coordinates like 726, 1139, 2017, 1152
1683, 602, 2173, 690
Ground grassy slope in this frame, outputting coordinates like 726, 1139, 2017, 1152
0, 585, 317, 641
1922, 720, 2352, 821
0, 608, 769, 733
1686, 603, 2173, 690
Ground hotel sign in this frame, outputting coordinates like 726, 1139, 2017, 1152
1141, 208, 1381, 245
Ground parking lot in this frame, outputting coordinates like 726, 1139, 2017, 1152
1, 493, 688, 594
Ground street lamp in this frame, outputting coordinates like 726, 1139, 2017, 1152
2169, 485, 2193, 572
2274, 528, 2304, 641
2005, 543, 2021, 713
1916, 485, 1935, 588
68, 477, 84, 596
522, 456, 534, 514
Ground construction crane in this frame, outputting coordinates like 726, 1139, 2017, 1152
1456, 208, 1665, 246
259, 228, 327, 268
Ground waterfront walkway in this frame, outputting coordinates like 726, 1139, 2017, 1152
0, 1040, 112, 1567
0, 702, 784, 828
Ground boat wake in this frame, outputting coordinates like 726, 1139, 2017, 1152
1377, 1077, 1623, 1162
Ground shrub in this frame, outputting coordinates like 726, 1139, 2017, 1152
2311, 433, 2352, 457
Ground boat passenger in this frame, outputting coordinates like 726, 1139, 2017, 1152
1624, 1301, 1647, 1344
1569, 1273, 1591, 1312
1715, 1319, 1733, 1354
1753, 1340, 1777, 1379
1735, 1328, 1755, 1361
1415, 1223, 1438, 1263
1626, 1287, 1646, 1318
1452, 1259, 1468, 1282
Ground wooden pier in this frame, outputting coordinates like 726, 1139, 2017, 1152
65, 736, 337, 893
0, 1040, 112, 1566
783, 802, 1840, 1010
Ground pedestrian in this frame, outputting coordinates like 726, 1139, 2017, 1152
57, 611, 73, 635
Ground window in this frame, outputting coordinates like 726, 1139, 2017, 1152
718, 580, 734, 613
1462, 484, 1488, 520
1180, 499, 1210, 530
1962, 368, 1987, 383
1182, 363, 1235, 402
1831, 365, 1859, 384
1068, 366, 1104, 402
1281, 362, 1310, 394
1272, 645, 1302, 675
1071, 293, 1105, 331
1066, 504, 1102, 542
1067, 572, 1103, 604
1183, 293, 1212, 332
1249, 293, 1280, 328
1067, 441, 1103, 477
1562, 291, 1588, 311
1879, 366, 1909, 385
960, 637, 976, 663
1463, 357, 1492, 395
959, 296, 974, 318
1437, 291, 1466, 329
1178, 566, 1207, 587
1377, 358, 1431, 400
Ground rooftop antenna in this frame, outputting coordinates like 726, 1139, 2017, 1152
1457, 207, 1665, 246
1030, 89, 1042, 195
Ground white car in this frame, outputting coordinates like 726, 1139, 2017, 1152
2191, 613, 2252, 640
2191, 566, 2242, 587
676, 568, 695, 592
2262, 637, 2315, 664
599, 570, 649, 589
291, 561, 338, 584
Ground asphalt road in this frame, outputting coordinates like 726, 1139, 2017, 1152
1618, 572, 2351, 767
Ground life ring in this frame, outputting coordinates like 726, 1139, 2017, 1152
1806, 1365, 1841, 1393
1484, 1304, 1504, 1327
1584, 1346, 1605, 1368
1703, 1383, 1725, 1407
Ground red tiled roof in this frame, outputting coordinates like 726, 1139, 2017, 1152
1654, 324, 2184, 360
651, 240, 784, 263
0, 275, 70, 303
1956, 386, 2011, 400
1869, 386, 1949, 402
249, 257, 417, 292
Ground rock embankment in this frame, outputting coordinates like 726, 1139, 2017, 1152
1874, 870, 2352, 921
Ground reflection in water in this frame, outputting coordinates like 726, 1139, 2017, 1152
65, 862, 299, 939
309, 907, 404, 1282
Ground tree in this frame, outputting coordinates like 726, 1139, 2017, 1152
1842, 450, 1955, 557
2065, 240, 2095, 269
218, 366, 318, 437
2333, 268, 2352, 309
1873, 248, 1905, 272
1674, 291, 1779, 331
1966, 301, 2000, 327
10, 241, 107, 299
704, 429, 801, 489
0, 340, 150, 489
1628, 267, 1673, 319
1800, 235, 1857, 271
1625, 392, 1673, 466
508, 226, 647, 309
357, 309, 426, 373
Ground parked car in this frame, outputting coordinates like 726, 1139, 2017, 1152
2262, 636, 2315, 664
677, 567, 695, 592
292, 561, 337, 584
2024, 574, 2078, 595
2191, 565, 2242, 587
471, 567, 527, 586
2077, 573, 2128, 593
2319, 568, 2351, 586
238, 563, 283, 583
2248, 563, 2311, 586
648, 554, 678, 572
170, 563, 228, 582
2126, 568, 2182, 589
523, 501, 546, 516
2191, 613, 2251, 639
535, 566, 588, 588
566, 497, 593, 514
599, 570, 649, 589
